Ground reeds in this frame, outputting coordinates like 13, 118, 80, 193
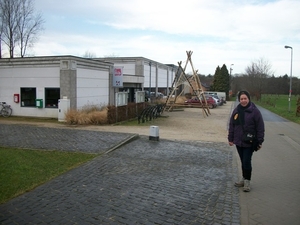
65, 104, 108, 125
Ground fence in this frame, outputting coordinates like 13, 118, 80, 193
107, 102, 147, 124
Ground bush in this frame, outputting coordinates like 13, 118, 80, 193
89, 110, 108, 125
65, 105, 108, 125
65, 103, 148, 125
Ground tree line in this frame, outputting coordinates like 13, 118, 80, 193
199, 58, 300, 100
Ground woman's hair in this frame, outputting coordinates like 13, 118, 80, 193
238, 90, 251, 101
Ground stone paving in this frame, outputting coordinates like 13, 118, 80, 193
0, 124, 133, 154
0, 123, 240, 224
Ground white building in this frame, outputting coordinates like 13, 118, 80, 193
99, 57, 177, 101
0, 56, 177, 118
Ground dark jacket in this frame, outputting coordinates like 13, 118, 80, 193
228, 102, 265, 147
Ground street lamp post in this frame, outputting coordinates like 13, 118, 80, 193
284, 45, 293, 112
229, 64, 234, 97
230, 64, 234, 76
149, 61, 152, 100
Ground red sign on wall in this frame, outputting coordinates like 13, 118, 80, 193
113, 67, 123, 87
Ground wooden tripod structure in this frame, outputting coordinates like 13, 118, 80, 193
164, 51, 210, 117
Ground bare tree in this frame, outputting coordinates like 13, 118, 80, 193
103, 53, 119, 57
0, 0, 20, 58
0, 14, 3, 58
244, 58, 273, 100
83, 50, 97, 58
0, 0, 44, 58
17, 0, 44, 57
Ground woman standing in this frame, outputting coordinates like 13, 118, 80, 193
228, 91, 265, 192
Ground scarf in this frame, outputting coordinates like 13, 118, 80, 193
233, 102, 251, 125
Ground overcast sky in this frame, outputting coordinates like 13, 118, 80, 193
32, 0, 300, 77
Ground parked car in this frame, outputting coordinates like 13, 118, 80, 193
184, 96, 216, 109
184, 97, 200, 104
204, 96, 217, 108
145, 91, 164, 100
208, 94, 222, 106
156, 92, 164, 98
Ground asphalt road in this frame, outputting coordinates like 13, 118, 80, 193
238, 105, 300, 225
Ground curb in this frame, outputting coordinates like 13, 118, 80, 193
105, 134, 140, 154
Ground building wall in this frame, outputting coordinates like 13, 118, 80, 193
100, 57, 177, 94
101, 57, 178, 101
0, 56, 176, 118
143, 61, 177, 96
76, 67, 109, 108
60, 64, 77, 109
0, 65, 60, 117
0, 56, 112, 118
157, 67, 168, 94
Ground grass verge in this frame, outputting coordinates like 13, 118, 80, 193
0, 147, 97, 204
253, 94, 300, 124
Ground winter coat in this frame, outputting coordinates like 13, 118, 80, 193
228, 102, 265, 147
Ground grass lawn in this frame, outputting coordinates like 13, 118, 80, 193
253, 94, 300, 124
0, 147, 97, 204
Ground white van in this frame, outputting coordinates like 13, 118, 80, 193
204, 92, 226, 99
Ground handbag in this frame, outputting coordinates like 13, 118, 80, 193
242, 132, 256, 142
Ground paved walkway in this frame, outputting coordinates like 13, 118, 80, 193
0, 122, 240, 224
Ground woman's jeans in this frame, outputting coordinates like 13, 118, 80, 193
236, 146, 254, 180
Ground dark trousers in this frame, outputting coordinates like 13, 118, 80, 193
236, 146, 254, 180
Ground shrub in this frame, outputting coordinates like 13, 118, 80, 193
89, 110, 108, 125
65, 103, 148, 125
65, 105, 108, 125
65, 109, 79, 125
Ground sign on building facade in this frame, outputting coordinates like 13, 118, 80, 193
113, 67, 123, 87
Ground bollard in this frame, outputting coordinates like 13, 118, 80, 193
149, 126, 159, 141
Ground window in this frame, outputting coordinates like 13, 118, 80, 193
45, 88, 60, 108
20, 88, 36, 107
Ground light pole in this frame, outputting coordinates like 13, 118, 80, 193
230, 64, 234, 76
229, 64, 234, 97
149, 61, 152, 100
284, 45, 293, 112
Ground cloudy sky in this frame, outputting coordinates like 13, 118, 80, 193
32, 0, 299, 77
